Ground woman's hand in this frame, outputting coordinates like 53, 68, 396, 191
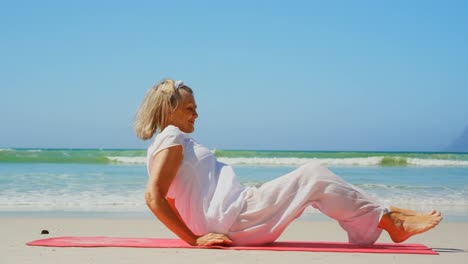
195, 233, 233, 246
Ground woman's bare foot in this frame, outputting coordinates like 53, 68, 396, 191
378, 209, 442, 243
389, 206, 437, 216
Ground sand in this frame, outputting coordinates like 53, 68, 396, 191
1, 216, 466, 264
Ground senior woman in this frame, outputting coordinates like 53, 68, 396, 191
134, 79, 442, 246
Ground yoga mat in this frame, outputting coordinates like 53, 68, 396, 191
27, 237, 438, 255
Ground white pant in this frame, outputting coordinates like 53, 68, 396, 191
227, 162, 386, 245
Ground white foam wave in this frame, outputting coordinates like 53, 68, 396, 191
218, 157, 383, 166
0, 148, 14, 152
107, 156, 146, 164
218, 157, 468, 167
25, 149, 42, 152
2, 190, 466, 216
105, 155, 468, 167
407, 158, 468, 166
0, 190, 147, 212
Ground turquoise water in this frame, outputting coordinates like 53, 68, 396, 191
0, 149, 467, 221
2, 149, 468, 166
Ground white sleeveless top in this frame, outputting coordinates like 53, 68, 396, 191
147, 125, 248, 235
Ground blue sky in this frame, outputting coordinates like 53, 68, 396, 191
1, 0, 467, 151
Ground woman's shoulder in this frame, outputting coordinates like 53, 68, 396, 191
153, 125, 188, 146
148, 126, 188, 156
157, 125, 186, 138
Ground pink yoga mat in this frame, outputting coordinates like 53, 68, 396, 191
27, 236, 438, 255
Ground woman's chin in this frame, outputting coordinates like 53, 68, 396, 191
181, 126, 195, 133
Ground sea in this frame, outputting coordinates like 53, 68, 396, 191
1, 148, 467, 221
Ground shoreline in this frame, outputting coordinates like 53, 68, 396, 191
2, 217, 467, 264
1, 209, 467, 222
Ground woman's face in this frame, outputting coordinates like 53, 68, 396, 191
168, 89, 198, 133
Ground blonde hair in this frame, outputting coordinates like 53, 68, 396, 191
134, 79, 193, 140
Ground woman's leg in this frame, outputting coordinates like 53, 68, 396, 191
228, 162, 388, 245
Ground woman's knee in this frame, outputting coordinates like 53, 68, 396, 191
302, 161, 323, 169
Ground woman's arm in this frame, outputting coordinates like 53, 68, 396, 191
145, 145, 232, 246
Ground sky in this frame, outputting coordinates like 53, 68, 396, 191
1, 0, 467, 151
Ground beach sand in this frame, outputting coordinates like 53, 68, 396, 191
1, 217, 466, 264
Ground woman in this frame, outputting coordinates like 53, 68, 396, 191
134, 79, 442, 246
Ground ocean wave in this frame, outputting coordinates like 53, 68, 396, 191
0, 148, 14, 152
107, 156, 146, 164
1, 191, 466, 215
217, 156, 468, 167
1, 187, 466, 207
407, 158, 468, 166
84, 155, 468, 167
0, 189, 146, 211
217, 157, 381, 166
355, 183, 437, 190
2, 149, 468, 167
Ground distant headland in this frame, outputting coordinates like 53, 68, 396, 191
447, 125, 468, 152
